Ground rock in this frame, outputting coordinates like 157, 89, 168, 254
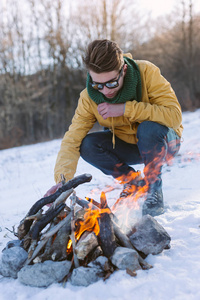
88, 255, 114, 273
88, 255, 108, 270
0, 246, 28, 278
111, 247, 141, 271
70, 266, 103, 286
2, 239, 23, 252
129, 214, 171, 255
18, 260, 71, 287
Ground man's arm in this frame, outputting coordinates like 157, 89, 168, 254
124, 63, 182, 131
54, 94, 97, 184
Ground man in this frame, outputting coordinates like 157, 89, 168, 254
45, 39, 183, 217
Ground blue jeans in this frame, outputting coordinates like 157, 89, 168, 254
80, 121, 180, 183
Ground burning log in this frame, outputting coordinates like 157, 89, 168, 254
98, 213, 117, 258
75, 231, 98, 260
85, 197, 101, 208
100, 191, 108, 209
75, 197, 100, 211
97, 192, 117, 258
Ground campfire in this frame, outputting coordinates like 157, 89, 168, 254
0, 173, 171, 287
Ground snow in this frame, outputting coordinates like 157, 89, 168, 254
0, 109, 200, 300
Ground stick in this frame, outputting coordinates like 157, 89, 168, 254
41, 212, 72, 240
70, 190, 79, 268
29, 203, 65, 240
53, 188, 73, 208
85, 197, 101, 208
76, 197, 99, 210
25, 238, 49, 265
17, 174, 92, 239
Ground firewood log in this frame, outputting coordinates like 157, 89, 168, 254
17, 174, 92, 239
29, 203, 66, 240
49, 212, 72, 261
98, 212, 117, 258
23, 203, 66, 251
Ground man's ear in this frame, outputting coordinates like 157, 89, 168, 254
123, 64, 128, 74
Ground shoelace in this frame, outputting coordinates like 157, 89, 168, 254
146, 190, 160, 205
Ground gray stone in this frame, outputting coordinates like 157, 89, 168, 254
2, 240, 23, 252
88, 255, 108, 270
18, 260, 71, 287
129, 214, 171, 255
0, 246, 28, 279
70, 266, 103, 286
111, 247, 141, 271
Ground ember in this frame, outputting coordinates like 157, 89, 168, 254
0, 173, 171, 287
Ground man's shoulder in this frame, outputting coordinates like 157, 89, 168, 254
135, 60, 158, 71
79, 88, 97, 108
80, 88, 89, 98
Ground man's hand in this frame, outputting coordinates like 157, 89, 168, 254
44, 182, 62, 197
97, 103, 125, 120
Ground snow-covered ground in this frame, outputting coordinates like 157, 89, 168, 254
0, 109, 200, 300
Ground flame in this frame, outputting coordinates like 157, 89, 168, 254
75, 206, 110, 240
67, 239, 72, 252
112, 145, 168, 213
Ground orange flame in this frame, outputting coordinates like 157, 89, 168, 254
75, 206, 110, 241
112, 145, 169, 213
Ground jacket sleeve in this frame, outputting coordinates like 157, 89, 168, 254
54, 94, 97, 183
124, 63, 182, 130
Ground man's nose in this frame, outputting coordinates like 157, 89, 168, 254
101, 85, 110, 93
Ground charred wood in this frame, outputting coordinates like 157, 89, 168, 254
98, 212, 117, 258
70, 191, 79, 268
49, 212, 72, 261
41, 212, 72, 241
17, 174, 92, 239
25, 213, 72, 265
75, 197, 99, 210
100, 191, 108, 209
29, 203, 65, 241
85, 197, 101, 208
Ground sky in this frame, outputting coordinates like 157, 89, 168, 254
1, 0, 200, 17
0, 109, 200, 299
139, 0, 200, 17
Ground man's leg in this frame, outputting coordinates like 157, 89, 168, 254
136, 121, 180, 216
80, 131, 143, 179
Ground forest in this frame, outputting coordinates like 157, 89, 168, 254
0, 0, 200, 149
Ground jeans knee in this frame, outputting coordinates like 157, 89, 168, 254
137, 121, 168, 142
80, 134, 94, 160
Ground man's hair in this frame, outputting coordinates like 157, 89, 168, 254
82, 39, 124, 73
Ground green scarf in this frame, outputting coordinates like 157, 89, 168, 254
86, 56, 142, 104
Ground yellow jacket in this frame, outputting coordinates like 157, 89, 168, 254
54, 56, 183, 183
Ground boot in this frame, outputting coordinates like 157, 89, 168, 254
142, 180, 164, 217
119, 171, 145, 198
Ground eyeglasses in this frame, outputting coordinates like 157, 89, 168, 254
90, 66, 124, 91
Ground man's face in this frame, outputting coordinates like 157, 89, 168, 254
89, 64, 127, 99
